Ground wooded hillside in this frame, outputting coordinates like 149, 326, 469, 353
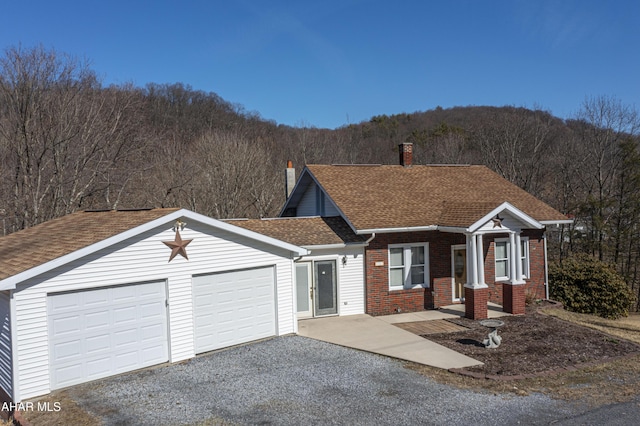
1, 46, 639, 309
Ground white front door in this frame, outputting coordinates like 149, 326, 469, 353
192, 266, 276, 354
296, 260, 338, 317
295, 263, 313, 319
47, 281, 169, 390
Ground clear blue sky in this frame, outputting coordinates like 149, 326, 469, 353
1, 0, 638, 129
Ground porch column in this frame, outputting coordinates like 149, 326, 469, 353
464, 233, 488, 320
476, 234, 485, 287
470, 233, 478, 285
504, 231, 526, 315
509, 232, 518, 284
514, 232, 524, 283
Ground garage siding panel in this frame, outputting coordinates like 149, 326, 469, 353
337, 248, 366, 316
193, 267, 276, 353
12, 221, 297, 400
0, 291, 12, 397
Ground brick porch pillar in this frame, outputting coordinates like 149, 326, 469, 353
464, 285, 488, 320
503, 283, 526, 315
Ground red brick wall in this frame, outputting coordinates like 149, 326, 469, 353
503, 283, 526, 315
523, 230, 546, 300
464, 286, 488, 319
364, 229, 547, 316
365, 231, 464, 316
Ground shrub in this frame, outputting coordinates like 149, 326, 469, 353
549, 254, 636, 319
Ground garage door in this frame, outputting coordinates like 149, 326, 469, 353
193, 266, 276, 353
47, 281, 169, 389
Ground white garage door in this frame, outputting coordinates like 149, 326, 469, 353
47, 281, 169, 389
193, 266, 276, 353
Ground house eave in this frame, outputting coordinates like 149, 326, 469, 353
540, 219, 574, 225
355, 225, 438, 234
302, 242, 368, 250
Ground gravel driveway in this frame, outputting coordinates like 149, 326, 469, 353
65, 336, 583, 425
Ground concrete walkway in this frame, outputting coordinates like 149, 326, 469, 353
297, 304, 509, 370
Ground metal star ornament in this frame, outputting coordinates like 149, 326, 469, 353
162, 229, 193, 262
492, 215, 504, 228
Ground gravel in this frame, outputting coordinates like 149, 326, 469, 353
65, 336, 585, 425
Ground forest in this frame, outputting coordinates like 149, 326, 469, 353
1, 46, 639, 309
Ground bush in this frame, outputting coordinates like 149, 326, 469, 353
549, 254, 636, 319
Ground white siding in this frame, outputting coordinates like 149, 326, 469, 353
297, 185, 318, 216
12, 221, 295, 401
301, 246, 365, 316
296, 184, 340, 217
0, 291, 11, 398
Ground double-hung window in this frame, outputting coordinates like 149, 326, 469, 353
494, 237, 530, 281
389, 243, 429, 289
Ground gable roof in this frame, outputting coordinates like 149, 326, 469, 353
227, 216, 368, 248
0, 208, 307, 290
285, 164, 569, 232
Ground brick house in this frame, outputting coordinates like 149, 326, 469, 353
236, 143, 571, 320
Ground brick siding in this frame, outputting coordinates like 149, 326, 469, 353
364, 229, 547, 316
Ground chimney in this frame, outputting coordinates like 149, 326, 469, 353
285, 160, 296, 198
399, 142, 413, 167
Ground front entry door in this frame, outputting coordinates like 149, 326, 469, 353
295, 261, 338, 317
314, 260, 337, 316
452, 246, 467, 301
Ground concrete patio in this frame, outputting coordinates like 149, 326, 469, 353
297, 303, 509, 370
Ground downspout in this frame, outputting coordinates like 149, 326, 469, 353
543, 231, 549, 300
364, 233, 376, 315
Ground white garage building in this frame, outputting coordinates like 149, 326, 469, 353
0, 208, 307, 402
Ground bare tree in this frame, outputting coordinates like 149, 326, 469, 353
0, 45, 144, 230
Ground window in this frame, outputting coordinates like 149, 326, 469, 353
388, 243, 429, 289
495, 240, 509, 280
494, 237, 530, 281
520, 237, 530, 279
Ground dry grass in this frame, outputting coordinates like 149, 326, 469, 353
20, 392, 101, 426
409, 309, 640, 406
540, 309, 640, 345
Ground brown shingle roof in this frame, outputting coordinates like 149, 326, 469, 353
227, 216, 367, 247
305, 164, 568, 230
0, 208, 180, 281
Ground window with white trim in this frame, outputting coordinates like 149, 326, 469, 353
520, 237, 530, 279
388, 243, 429, 289
494, 237, 530, 281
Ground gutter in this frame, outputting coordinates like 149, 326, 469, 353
543, 232, 550, 300
356, 226, 437, 234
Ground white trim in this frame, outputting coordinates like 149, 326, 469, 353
540, 219, 574, 225
451, 244, 466, 301
494, 236, 530, 283
494, 238, 510, 281
357, 225, 438, 234
0, 209, 308, 291
9, 290, 19, 402
388, 242, 430, 290
469, 202, 543, 233
302, 243, 369, 250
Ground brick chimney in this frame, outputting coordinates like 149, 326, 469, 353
285, 160, 296, 198
399, 142, 413, 167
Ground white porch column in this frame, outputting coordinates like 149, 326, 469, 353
470, 233, 478, 285
514, 232, 524, 284
476, 234, 485, 286
508, 232, 518, 284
